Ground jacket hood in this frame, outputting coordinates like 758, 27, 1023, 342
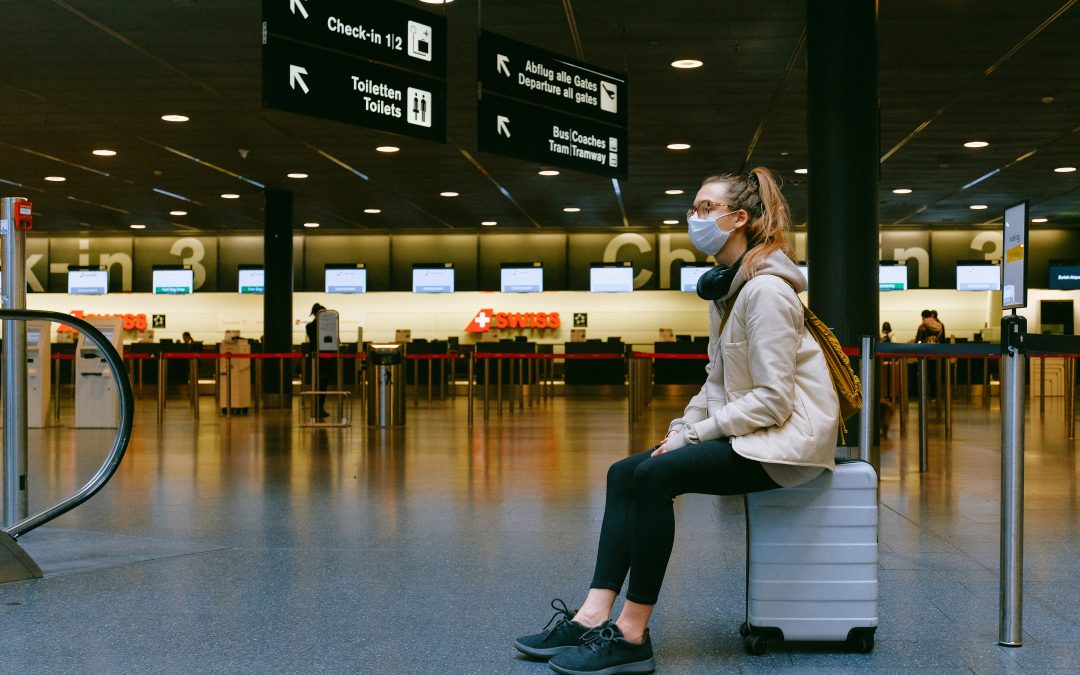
722, 248, 805, 300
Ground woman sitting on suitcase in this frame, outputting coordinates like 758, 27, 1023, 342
514, 167, 840, 675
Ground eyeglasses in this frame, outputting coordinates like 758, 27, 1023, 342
686, 200, 738, 220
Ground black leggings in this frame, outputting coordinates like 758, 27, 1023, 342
589, 439, 780, 605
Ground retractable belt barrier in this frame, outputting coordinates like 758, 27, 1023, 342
466, 352, 623, 425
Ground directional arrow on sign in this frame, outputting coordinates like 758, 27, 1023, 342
290, 0, 309, 20
496, 54, 511, 77
290, 65, 309, 93
496, 115, 511, 138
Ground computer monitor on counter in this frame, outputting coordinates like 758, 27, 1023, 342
956, 260, 1001, 291
679, 264, 712, 292
152, 266, 194, 295
590, 262, 634, 293
413, 263, 454, 293
324, 263, 367, 294
67, 266, 108, 295
238, 265, 265, 294
500, 262, 543, 293
1048, 260, 1080, 290
878, 262, 908, 291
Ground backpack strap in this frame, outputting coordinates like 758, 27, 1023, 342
714, 282, 746, 338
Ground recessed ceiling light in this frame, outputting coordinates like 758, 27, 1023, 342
161, 114, 189, 123
970, 204, 988, 210
221, 193, 239, 199
440, 191, 460, 197
963, 141, 989, 148
666, 143, 691, 151
130, 223, 146, 229
780, 151, 790, 156
92, 149, 116, 157
671, 59, 703, 69
794, 168, 808, 174
892, 188, 912, 194
563, 206, 581, 213
665, 189, 684, 195
419, 0, 455, 4
481, 221, 497, 226
287, 172, 309, 179
169, 210, 187, 217
376, 145, 400, 153
538, 169, 560, 176
303, 222, 320, 228
1053, 166, 1076, 173
44, 176, 66, 182
363, 208, 382, 214
1031, 217, 1048, 223
663, 219, 679, 225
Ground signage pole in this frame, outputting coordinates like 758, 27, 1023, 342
2, 197, 30, 526
999, 313, 1026, 647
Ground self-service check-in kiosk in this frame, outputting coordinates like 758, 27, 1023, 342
74, 317, 123, 428
218, 330, 252, 413
25, 321, 51, 428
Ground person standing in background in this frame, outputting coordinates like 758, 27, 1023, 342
305, 303, 331, 418
915, 310, 943, 344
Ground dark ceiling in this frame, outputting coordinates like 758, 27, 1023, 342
0, 0, 1077, 235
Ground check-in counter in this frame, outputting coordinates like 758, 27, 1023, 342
564, 339, 624, 386
653, 338, 708, 386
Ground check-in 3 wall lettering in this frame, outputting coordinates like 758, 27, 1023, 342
18, 229, 1080, 293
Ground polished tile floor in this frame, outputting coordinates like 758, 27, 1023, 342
2, 389, 1078, 674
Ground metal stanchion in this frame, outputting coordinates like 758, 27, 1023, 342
53, 356, 62, 425
467, 353, 474, 427
157, 355, 166, 425
483, 358, 490, 421
1066, 357, 1076, 441
253, 358, 262, 414
496, 357, 503, 416
983, 358, 991, 409
999, 314, 1026, 648
918, 357, 928, 472
945, 357, 953, 438
1038, 355, 1045, 418
190, 358, 199, 420
898, 357, 908, 433
427, 357, 433, 405
858, 336, 875, 464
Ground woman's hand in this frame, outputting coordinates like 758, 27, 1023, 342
652, 429, 688, 456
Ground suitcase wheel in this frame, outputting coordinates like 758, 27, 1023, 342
738, 621, 750, 637
846, 628, 875, 653
744, 633, 768, 655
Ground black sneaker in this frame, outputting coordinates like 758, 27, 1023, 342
548, 621, 656, 675
514, 599, 592, 660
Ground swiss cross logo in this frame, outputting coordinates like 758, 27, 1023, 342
466, 308, 494, 333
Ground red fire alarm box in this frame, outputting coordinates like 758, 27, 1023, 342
14, 198, 32, 230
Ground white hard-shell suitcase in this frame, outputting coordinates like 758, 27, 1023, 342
741, 459, 878, 654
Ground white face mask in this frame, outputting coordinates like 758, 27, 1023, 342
687, 211, 737, 256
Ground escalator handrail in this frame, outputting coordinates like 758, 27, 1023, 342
0, 309, 134, 539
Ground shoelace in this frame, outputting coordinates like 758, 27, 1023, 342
542, 598, 578, 633
579, 624, 617, 653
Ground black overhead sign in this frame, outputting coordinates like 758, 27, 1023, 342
477, 31, 628, 179
262, 0, 446, 79
261, 0, 447, 142
262, 35, 446, 142
478, 93, 627, 180
478, 31, 627, 127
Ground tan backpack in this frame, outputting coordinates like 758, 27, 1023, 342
717, 283, 863, 442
